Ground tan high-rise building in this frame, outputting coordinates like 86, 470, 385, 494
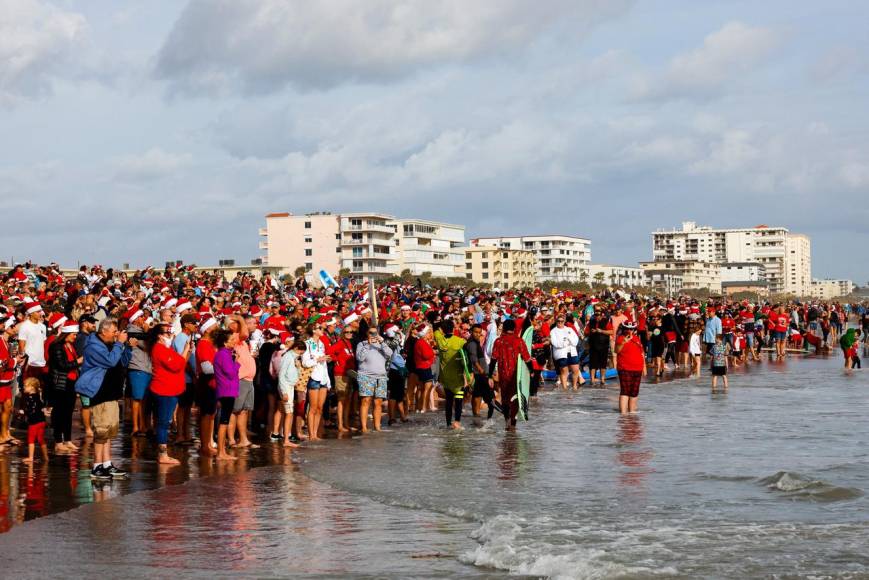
471, 235, 591, 283
259, 212, 340, 275
785, 233, 812, 296
464, 246, 535, 289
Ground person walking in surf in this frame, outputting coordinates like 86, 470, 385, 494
488, 319, 532, 432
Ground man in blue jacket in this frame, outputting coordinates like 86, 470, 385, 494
77, 318, 133, 480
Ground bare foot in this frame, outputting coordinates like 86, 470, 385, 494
338, 427, 350, 433
282, 440, 300, 448
216, 453, 236, 461
65, 442, 79, 451
22, 457, 33, 464
158, 455, 181, 465
84, 431, 94, 438
451, 422, 462, 430
54, 444, 69, 454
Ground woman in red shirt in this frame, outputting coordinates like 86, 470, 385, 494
327, 328, 356, 433
413, 324, 436, 413
615, 321, 646, 414
148, 324, 192, 465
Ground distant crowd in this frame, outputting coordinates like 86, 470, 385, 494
1, 262, 867, 477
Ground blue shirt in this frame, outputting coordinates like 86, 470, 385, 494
703, 316, 722, 343
172, 332, 197, 384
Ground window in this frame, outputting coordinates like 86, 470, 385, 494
352, 260, 363, 270
305, 249, 312, 256
482, 252, 488, 258
482, 262, 489, 269
336, 233, 341, 240
465, 263, 472, 270
353, 248, 362, 257
482, 272, 489, 279
304, 236, 312, 243
336, 247, 341, 253
304, 221, 311, 229
466, 273, 472, 279
304, 262, 312, 271
503, 273, 509, 279
502, 252, 509, 259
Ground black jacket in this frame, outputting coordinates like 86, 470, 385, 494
49, 340, 80, 392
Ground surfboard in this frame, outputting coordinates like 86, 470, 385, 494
516, 327, 533, 421
318, 269, 339, 288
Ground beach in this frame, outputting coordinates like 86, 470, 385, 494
1, 352, 866, 578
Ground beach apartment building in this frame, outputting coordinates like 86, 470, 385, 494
464, 246, 536, 289
650, 221, 811, 295
640, 260, 722, 294
588, 264, 645, 288
809, 279, 855, 300
470, 235, 591, 283
259, 212, 465, 279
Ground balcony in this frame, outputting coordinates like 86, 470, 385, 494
258, 241, 268, 250
258, 228, 267, 236
347, 222, 394, 234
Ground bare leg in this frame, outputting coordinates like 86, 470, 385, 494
618, 395, 629, 414
359, 396, 371, 433
217, 424, 235, 460
373, 398, 383, 431
628, 397, 639, 413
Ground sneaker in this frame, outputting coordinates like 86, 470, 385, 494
90, 465, 111, 480
106, 464, 128, 478
269, 433, 282, 442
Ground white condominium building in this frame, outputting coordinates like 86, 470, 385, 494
471, 235, 591, 283
259, 211, 465, 279
640, 260, 722, 293
394, 219, 465, 277
651, 221, 811, 295
588, 264, 645, 288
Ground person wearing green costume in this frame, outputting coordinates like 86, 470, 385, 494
840, 328, 860, 369
434, 320, 468, 429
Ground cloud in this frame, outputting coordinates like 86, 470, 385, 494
111, 148, 193, 183
633, 21, 779, 101
0, 0, 88, 106
154, 0, 633, 95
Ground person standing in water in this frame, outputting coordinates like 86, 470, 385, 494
488, 319, 532, 432
710, 334, 729, 391
615, 321, 645, 414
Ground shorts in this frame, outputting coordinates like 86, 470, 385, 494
472, 375, 491, 398
280, 393, 294, 414
196, 380, 218, 416
127, 370, 151, 401
306, 378, 328, 391
387, 369, 406, 402
618, 370, 642, 398
677, 341, 690, 354
334, 375, 354, 396
415, 367, 434, 383
588, 348, 608, 369
177, 381, 195, 408
0, 385, 11, 403
772, 330, 787, 341
233, 379, 254, 412
555, 355, 579, 369
92, 401, 120, 444
357, 374, 388, 399
218, 397, 235, 425
27, 422, 46, 445
79, 394, 91, 409
711, 366, 727, 376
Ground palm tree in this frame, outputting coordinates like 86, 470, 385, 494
593, 271, 605, 288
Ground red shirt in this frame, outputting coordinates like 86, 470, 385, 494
196, 338, 217, 388
0, 337, 15, 385
327, 338, 356, 376
414, 339, 435, 370
616, 335, 645, 372
722, 316, 735, 332
774, 313, 789, 333
149, 342, 187, 396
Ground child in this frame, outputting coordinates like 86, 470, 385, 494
710, 334, 729, 391
852, 329, 862, 369
22, 377, 49, 464
732, 330, 745, 366
689, 325, 703, 376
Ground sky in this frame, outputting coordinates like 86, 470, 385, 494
1, 0, 867, 282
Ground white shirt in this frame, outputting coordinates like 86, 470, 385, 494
689, 333, 702, 356
18, 320, 47, 367
550, 325, 579, 360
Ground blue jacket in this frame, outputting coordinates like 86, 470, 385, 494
76, 333, 132, 398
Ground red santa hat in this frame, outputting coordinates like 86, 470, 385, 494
343, 313, 359, 326
47, 312, 67, 330
383, 323, 399, 338
176, 299, 193, 314
60, 320, 80, 334
25, 302, 43, 315
415, 323, 430, 337
163, 297, 178, 309
199, 316, 218, 334
128, 308, 145, 323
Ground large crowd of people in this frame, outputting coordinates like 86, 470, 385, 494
0, 262, 866, 479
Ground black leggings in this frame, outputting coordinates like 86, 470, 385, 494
444, 389, 464, 424
52, 388, 76, 443
218, 397, 235, 425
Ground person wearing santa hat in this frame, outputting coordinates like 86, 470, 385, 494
18, 302, 48, 387
195, 316, 220, 456
48, 320, 83, 452
413, 324, 436, 413
0, 314, 21, 447
126, 308, 153, 438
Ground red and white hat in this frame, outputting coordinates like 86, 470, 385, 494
199, 316, 218, 334
25, 302, 43, 315
60, 320, 80, 334
415, 323, 430, 337
176, 299, 193, 313
163, 297, 178, 309
383, 323, 399, 338
48, 312, 67, 330
343, 312, 359, 326
128, 308, 145, 323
